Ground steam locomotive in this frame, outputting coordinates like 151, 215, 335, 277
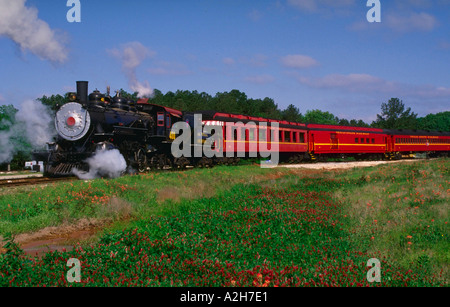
37, 81, 450, 177
38, 81, 183, 176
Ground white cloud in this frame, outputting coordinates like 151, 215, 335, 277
147, 61, 192, 76
393, 0, 432, 9
438, 40, 450, 50
228, 54, 268, 67
385, 12, 438, 32
108, 41, 156, 97
248, 9, 264, 22
244, 74, 275, 84
350, 12, 439, 33
0, 0, 68, 63
108, 42, 156, 70
223, 57, 235, 65
298, 73, 385, 91
280, 54, 319, 69
287, 0, 355, 12
294, 73, 450, 118
296, 73, 450, 99
287, 0, 316, 12
242, 54, 269, 67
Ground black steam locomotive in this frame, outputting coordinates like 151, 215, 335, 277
40, 81, 182, 176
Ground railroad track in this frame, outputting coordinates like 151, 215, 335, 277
0, 176, 76, 188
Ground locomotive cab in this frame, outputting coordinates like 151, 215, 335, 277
136, 99, 183, 143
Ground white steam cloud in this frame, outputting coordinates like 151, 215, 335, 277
0, 0, 68, 63
0, 100, 55, 164
108, 42, 155, 97
0, 129, 14, 164
16, 100, 55, 148
72, 149, 127, 180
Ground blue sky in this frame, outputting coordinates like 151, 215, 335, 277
0, 0, 449, 123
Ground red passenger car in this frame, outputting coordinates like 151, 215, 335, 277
306, 124, 387, 160
193, 111, 309, 163
386, 129, 450, 159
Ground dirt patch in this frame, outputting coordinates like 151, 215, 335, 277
99, 197, 134, 220
276, 159, 419, 170
0, 218, 107, 258
157, 186, 182, 203
1, 197, 134, 258
17, 231, 93, 258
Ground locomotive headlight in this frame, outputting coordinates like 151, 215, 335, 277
66, 116, 76, 127
55, 102, 91, 141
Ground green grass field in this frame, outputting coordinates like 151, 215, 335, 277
0, 159, 448, 286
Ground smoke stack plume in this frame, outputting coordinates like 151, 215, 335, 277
108, 41, 155, 98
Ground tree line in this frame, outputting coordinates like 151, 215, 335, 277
130, 89, 449, 131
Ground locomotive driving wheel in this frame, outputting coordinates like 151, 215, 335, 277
135, 148, 148, 173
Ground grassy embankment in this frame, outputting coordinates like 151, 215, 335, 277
0, 159, 448, 286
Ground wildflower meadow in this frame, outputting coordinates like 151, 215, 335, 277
0, 159, 448, 287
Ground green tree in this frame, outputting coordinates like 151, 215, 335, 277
118, 89, 139, 101
281, 104, 303, 122
0, 104, 31, 169
254, 97, 282, 119
0, 105, 17, 129
416, 111, 450, 132
356, 119, 370, 127
338, 118, 350, 126
212, 90, 248, 114
304, 109, 339, 125
36, 94, 69, 112
339, 118, 369, 127
372, 98, 418, 129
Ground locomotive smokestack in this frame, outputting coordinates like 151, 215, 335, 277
77, 81, 88, 105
